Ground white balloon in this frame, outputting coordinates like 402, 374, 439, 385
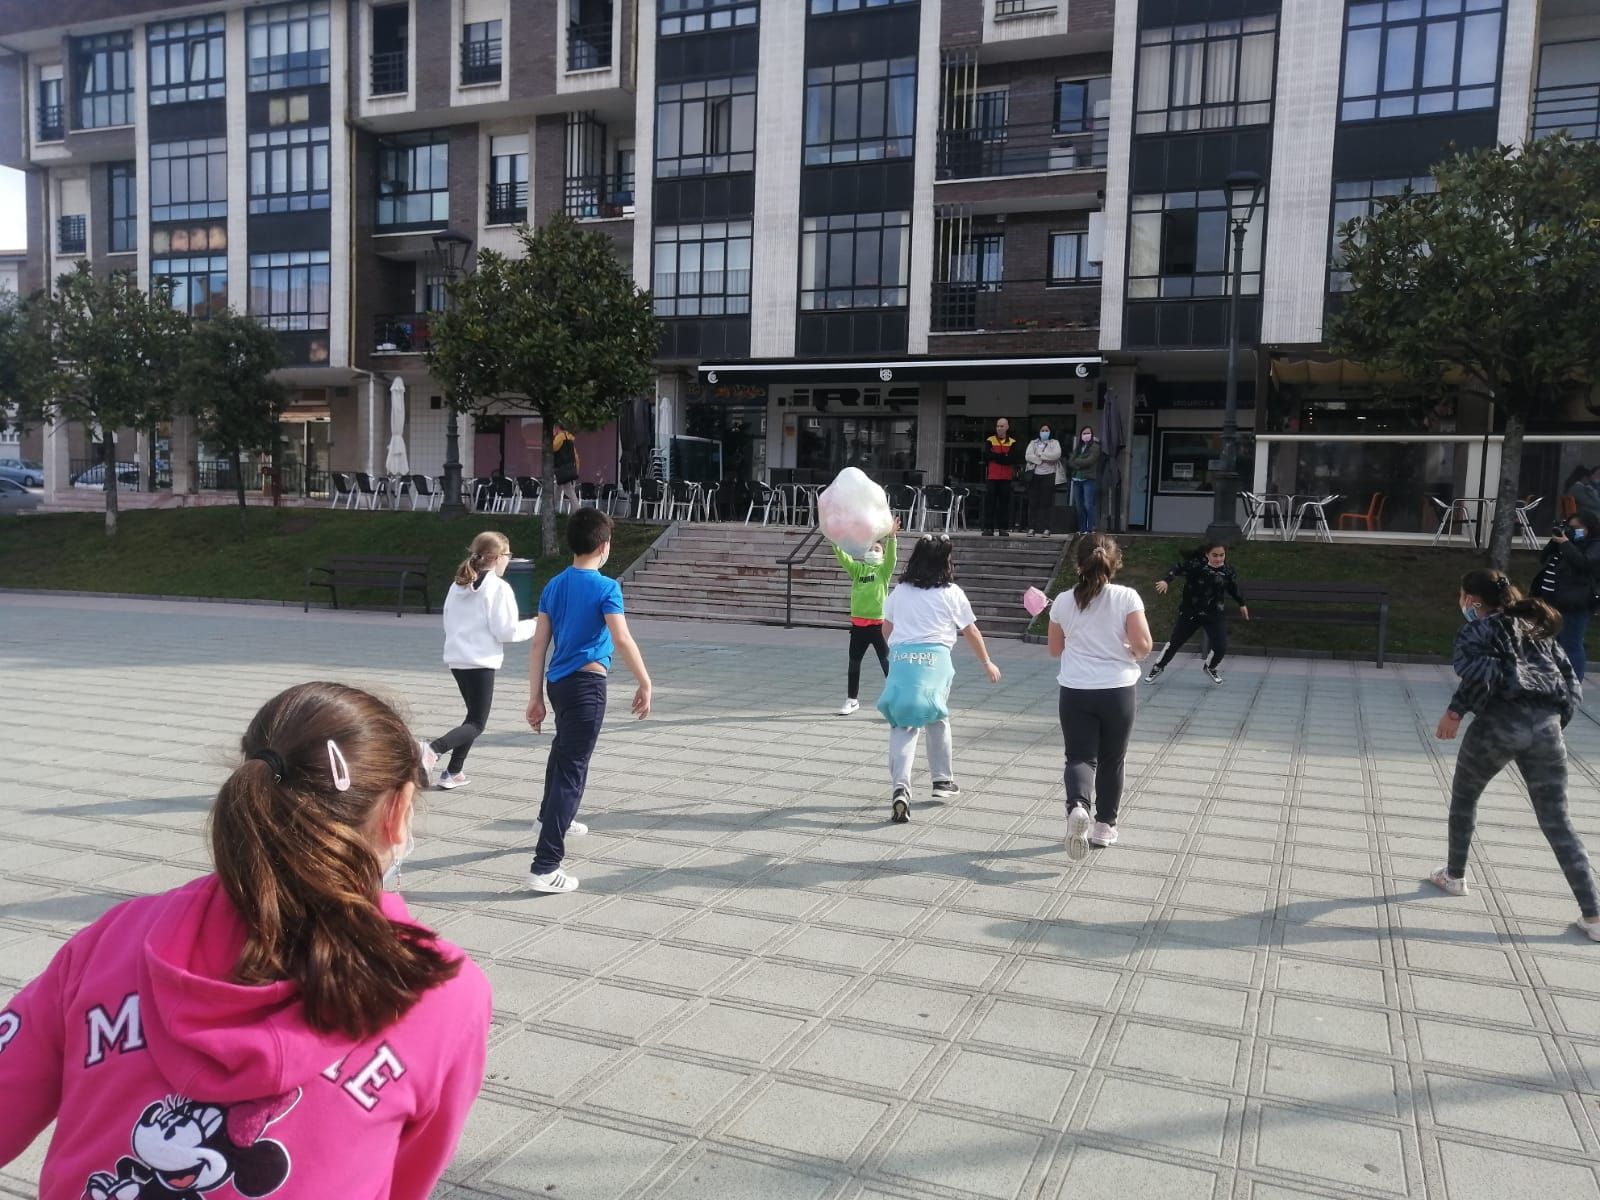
818, 467, 895, 559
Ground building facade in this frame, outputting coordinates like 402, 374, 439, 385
2, 0, 1597, 530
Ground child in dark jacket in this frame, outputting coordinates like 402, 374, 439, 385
1145, 541, 1249, 685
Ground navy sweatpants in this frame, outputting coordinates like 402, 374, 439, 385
531, 670, 608, 875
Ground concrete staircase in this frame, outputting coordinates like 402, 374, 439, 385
622, 524, 1066, 638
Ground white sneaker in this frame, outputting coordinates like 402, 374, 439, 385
1428, 867, 1468, 897
1064, 804, 1092, 862
529, 867, 579, 893
437, 772, 469, 790
837, 698, 860, 716
1575, 918, 1600, 943
536, 819, 589, 837
417, 738, 440, 773
1089, 821, 1118, 848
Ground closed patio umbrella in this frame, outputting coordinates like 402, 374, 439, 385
385, 376, 410, 477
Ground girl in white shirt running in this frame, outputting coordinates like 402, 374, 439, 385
878, 535, 1002, 824
421, 531, 537, 789
1048, 534, 1154, 860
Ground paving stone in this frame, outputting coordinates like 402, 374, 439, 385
842, 979, 972, 1035
1435, 1138, 1600, 1199
1084, 1076, 1233, 1158
1268, 996, 1392, 1054
1262, 1044, 1400, 1116
876, 1110, 1043, 1199
1253, 1103, 1409, 1193
930, 1048, 1075, 1121
1133, 977, 1250, 1031
544, 982, 689, 1040
723, 960, 856, 1013
581, 1052, 750, 1128
1274, 956, 1388, 1005
723, 1081, 889, 1160
1112, 1021, 1242, 1088
661, 1003, 809, 1064
970, 999, 1099, 1062
1424, 1071, 1584, 1149
786, 1025, 938, 1091
1054, 1146, 1219, 1200
485, 1118, 677, 1197
1415, 1018, 1563, 1085
656, 1151, 838, 1200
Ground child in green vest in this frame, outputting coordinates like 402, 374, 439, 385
834, 518, 900, 715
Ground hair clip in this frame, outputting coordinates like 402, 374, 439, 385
326, 739, 351, 792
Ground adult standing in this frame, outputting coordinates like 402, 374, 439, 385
1024, 424, 1064, 536
552, 421, 581, 514
1068, 425, 1102, 534
982, 417, 1019, 538
1531, 510, 1600, 679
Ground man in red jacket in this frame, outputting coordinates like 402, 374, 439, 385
983, 417, 1018, 537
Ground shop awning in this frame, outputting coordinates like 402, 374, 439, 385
696, 355, 1103, 384
1269, 356, 1472, 387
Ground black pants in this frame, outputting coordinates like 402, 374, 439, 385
1059, 685, 1137, 825
985, 479, 1013, 533
1156, 611, 1228, 669
430, 667, 495, 774
1027, 473, 1056, 532
532, 670, 608, 875
848, 623, 889, 699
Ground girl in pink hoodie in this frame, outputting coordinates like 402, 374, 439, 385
0, 682, 492, 1200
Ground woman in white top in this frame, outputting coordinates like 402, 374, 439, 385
878, 535, 1002, 824
1047, 534, 1154, 860
421, 531, 537, 789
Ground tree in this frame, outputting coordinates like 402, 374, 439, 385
1328, 134, 1600, 569
178, 310, 287, 517
427, 216, 658, 555
0, 290, 48, 445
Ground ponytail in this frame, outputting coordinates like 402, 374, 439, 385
1461, 568, 1563, 640
1073, 533, 1123, 610
454, 530, 511, 587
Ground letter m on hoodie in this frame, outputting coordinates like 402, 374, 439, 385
84, 993, 145, 1067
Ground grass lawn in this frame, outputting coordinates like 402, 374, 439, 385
0, 507, 664, 609
1031, 536, 1550, 659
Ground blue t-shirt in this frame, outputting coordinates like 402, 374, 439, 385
539, 566, 625, 683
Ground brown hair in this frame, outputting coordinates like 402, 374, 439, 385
568, 507, 614, 555
1461, 568, 1562, 639
1073, 533, 1123, 610
210, 682, 460, 1041
454, 531, 510, 587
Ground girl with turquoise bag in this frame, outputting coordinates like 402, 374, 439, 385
878, 535, 1002, 824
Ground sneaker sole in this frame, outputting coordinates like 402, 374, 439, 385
931, 788, 962, 800
528, 878, 579, 894
1064, 808, 1091, 861
437, 779, 469, 790
891, 798, 910, 824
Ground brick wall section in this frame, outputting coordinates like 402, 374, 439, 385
0, 54, 22, 167
88, 161, 108, 267
23, 172, 47, 293
1071, 0, 1115, 35
939, 170, 1104, 207
977, 53, 1113, 128
508, 0, 558, 102
941, 0, 983, 46
532, 113, 566, 226
413, 0, 452, 113
0, 0, 212, 36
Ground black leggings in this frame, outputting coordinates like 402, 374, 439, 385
1059, 685, 1137, 825
1156, 611, 1228, 669
430, 667, 495, 774
848, 624, 889, 699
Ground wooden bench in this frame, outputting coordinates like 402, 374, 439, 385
1236, 580, 1391, 667
304, 555, 432, 617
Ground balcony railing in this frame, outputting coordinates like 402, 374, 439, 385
564, 172, 635, 220
37, 103, 64, 142
374, 314, 432, 353
487, 180, 528, 225
931, 278, 1099, 334
1533, 82, 1600, 143
936, 119, 1108, 181
567, 18, 613, 71
461, 37, 502, 84
995, 0, 1058, 15
57, 214, 87, 255
370, 50, 408, 96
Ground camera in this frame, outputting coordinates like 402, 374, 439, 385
1554, 523, 1569, 538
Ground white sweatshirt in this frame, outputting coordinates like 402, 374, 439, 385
442, 572, 537, 669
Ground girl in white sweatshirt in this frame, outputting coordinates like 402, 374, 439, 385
421, 531, 537, 788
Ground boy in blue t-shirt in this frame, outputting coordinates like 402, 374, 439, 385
525, 507, 653, 893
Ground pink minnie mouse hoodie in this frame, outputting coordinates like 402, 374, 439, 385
0, 874, 491, 1200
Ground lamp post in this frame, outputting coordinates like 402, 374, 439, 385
1206, 170, 1264, 545
431, 229, 474, 516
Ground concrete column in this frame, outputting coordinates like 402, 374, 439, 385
360, 375, 380, 476
1104, 364, 1138, 531
749, 0, 805, 357
1497, 0, 1540, 146
169, 414, 197, 494
135, 430, 150, 491
916, 383, 945, 482
654, 371, 683, 480
43, 415, 72, 497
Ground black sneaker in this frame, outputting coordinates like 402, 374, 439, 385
1204, 663, 1222, 685
931, 779, 962, 799
999, 530, 1011, 538
890, 787, 911, 824
981, 530, 995, 537
1144, 665, 1164, 684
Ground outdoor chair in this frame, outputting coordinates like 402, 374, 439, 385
514, 476, 542, 516
599, 483, 626, 516
745, 480, 779, 525
668, 478, 700, 523
1515, 496, 1543, 550
579, 482, 600, 509
468, 477, 493, 511
885, 483, 919, 529
329, 472, 357, 510
950, 485, 973, 532
1337, 492, 1385, 532
1286, 494, 1341, 543
918, 485, 956, 532
489, 477, 517, 514
636, 478, 668, 521
352, 472, 379, 510
407, 474, 443, 512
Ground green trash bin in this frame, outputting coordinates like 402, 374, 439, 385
504, 557, 536, 620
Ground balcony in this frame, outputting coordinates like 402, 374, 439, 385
461, 37, 502, 85
1533, 82, 1599, 143
565, 172, 635, 220
995, 0, 1057, 15
930, 279, 1099, 335
37, 103, 64, 142
370, 50, 408, 97
57, 214, 87, 255
567, 16, 613, 72
936, 120, 1107, 181
487, 180, 528, 225
374, 314, 432, 353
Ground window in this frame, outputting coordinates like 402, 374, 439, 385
422, 273, 449, 313
377, 132, 449, 228
1128, 189, 1265, 299
461, 20, 502, 84
1054, 76, 1110, 166
810, 0, 916, 13
660, 0, 758, 36
37, 76, 64, 141
73, 31, 132, 129
249, 250, 330, 330
804, 58, 916, 165
248, 126, 331, 213
972, 87, 1009, 140
150, 138, 228, 223
800, 211, 911, 310
653, 221, 753, 317
247, 2, 332, 92
108, 162, 137, 253
148, 15, 226, 105
656, 76, 756, 177
1047, 231, 1100, 285
1328, 176, 1435, 290
947, 232, 1004, 290
57, 215, 87, 255
153, 255, 227, 319
1135, 16, 1277, 134
568, 0, 613, 71
370, 4, 409, 95
1341, 0, 1503, 122
488, 135, 528, 224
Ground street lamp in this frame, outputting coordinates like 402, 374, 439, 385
1206, 169, 1264, 545
430, 229, 473, 516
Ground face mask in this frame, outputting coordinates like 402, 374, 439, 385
1461, 603, 1480, 622
862, 549, 884, 566
1575, 529, 1588, 541
1038, 431, 1051, 441
382, 817, 415, 889
1081, 433, 1092, 443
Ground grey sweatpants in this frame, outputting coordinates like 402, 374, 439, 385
889, 720, 953, 793
1447, 703, 1600, 918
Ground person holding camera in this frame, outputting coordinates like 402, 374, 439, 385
1533, 510, 1600, 680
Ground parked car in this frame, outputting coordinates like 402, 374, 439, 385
0, 458, 43, 488
0, 477, 41, 514
71, 462, 142, 490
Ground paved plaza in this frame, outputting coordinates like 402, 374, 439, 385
3, 593, 1600, 1200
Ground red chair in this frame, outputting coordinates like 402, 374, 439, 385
1337, 492, 1385, 531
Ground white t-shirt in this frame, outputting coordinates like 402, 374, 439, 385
884, 583, 977, 648
1049, 582, 1145, 689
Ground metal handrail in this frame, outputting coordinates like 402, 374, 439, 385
777, 526, 826, 630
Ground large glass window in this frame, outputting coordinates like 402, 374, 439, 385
1047, 231, 1100, 286
800, 211, 912, 310
73, 31, 132, 129
804, 58, 916, 166
460, 20, 502, 84
148, 15, 226, 105
249, 249, 330, 330
1128, 189, 1264, 299
150, 138, 228, 223
108, 162, 137, 253
810, 0, 916, 12
1054, 76, 1111, 166
1341, 0, 1503, 121
656, 76, 757, 177
1135, 16, 1277, 134
377, 133, 449, 228
653, 221, 753, 317
247, 2, 332, 92
1328, 176, 1436, 291
248, 126, 331, 214
660, 0, 758, 36
38, 76, 64, 141
153, 255, 227, 319
488, 135, 528, 224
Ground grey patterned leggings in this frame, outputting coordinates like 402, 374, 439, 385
1447, 704, 1600, 918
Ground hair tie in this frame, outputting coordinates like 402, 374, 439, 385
248, 748, 288, 784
